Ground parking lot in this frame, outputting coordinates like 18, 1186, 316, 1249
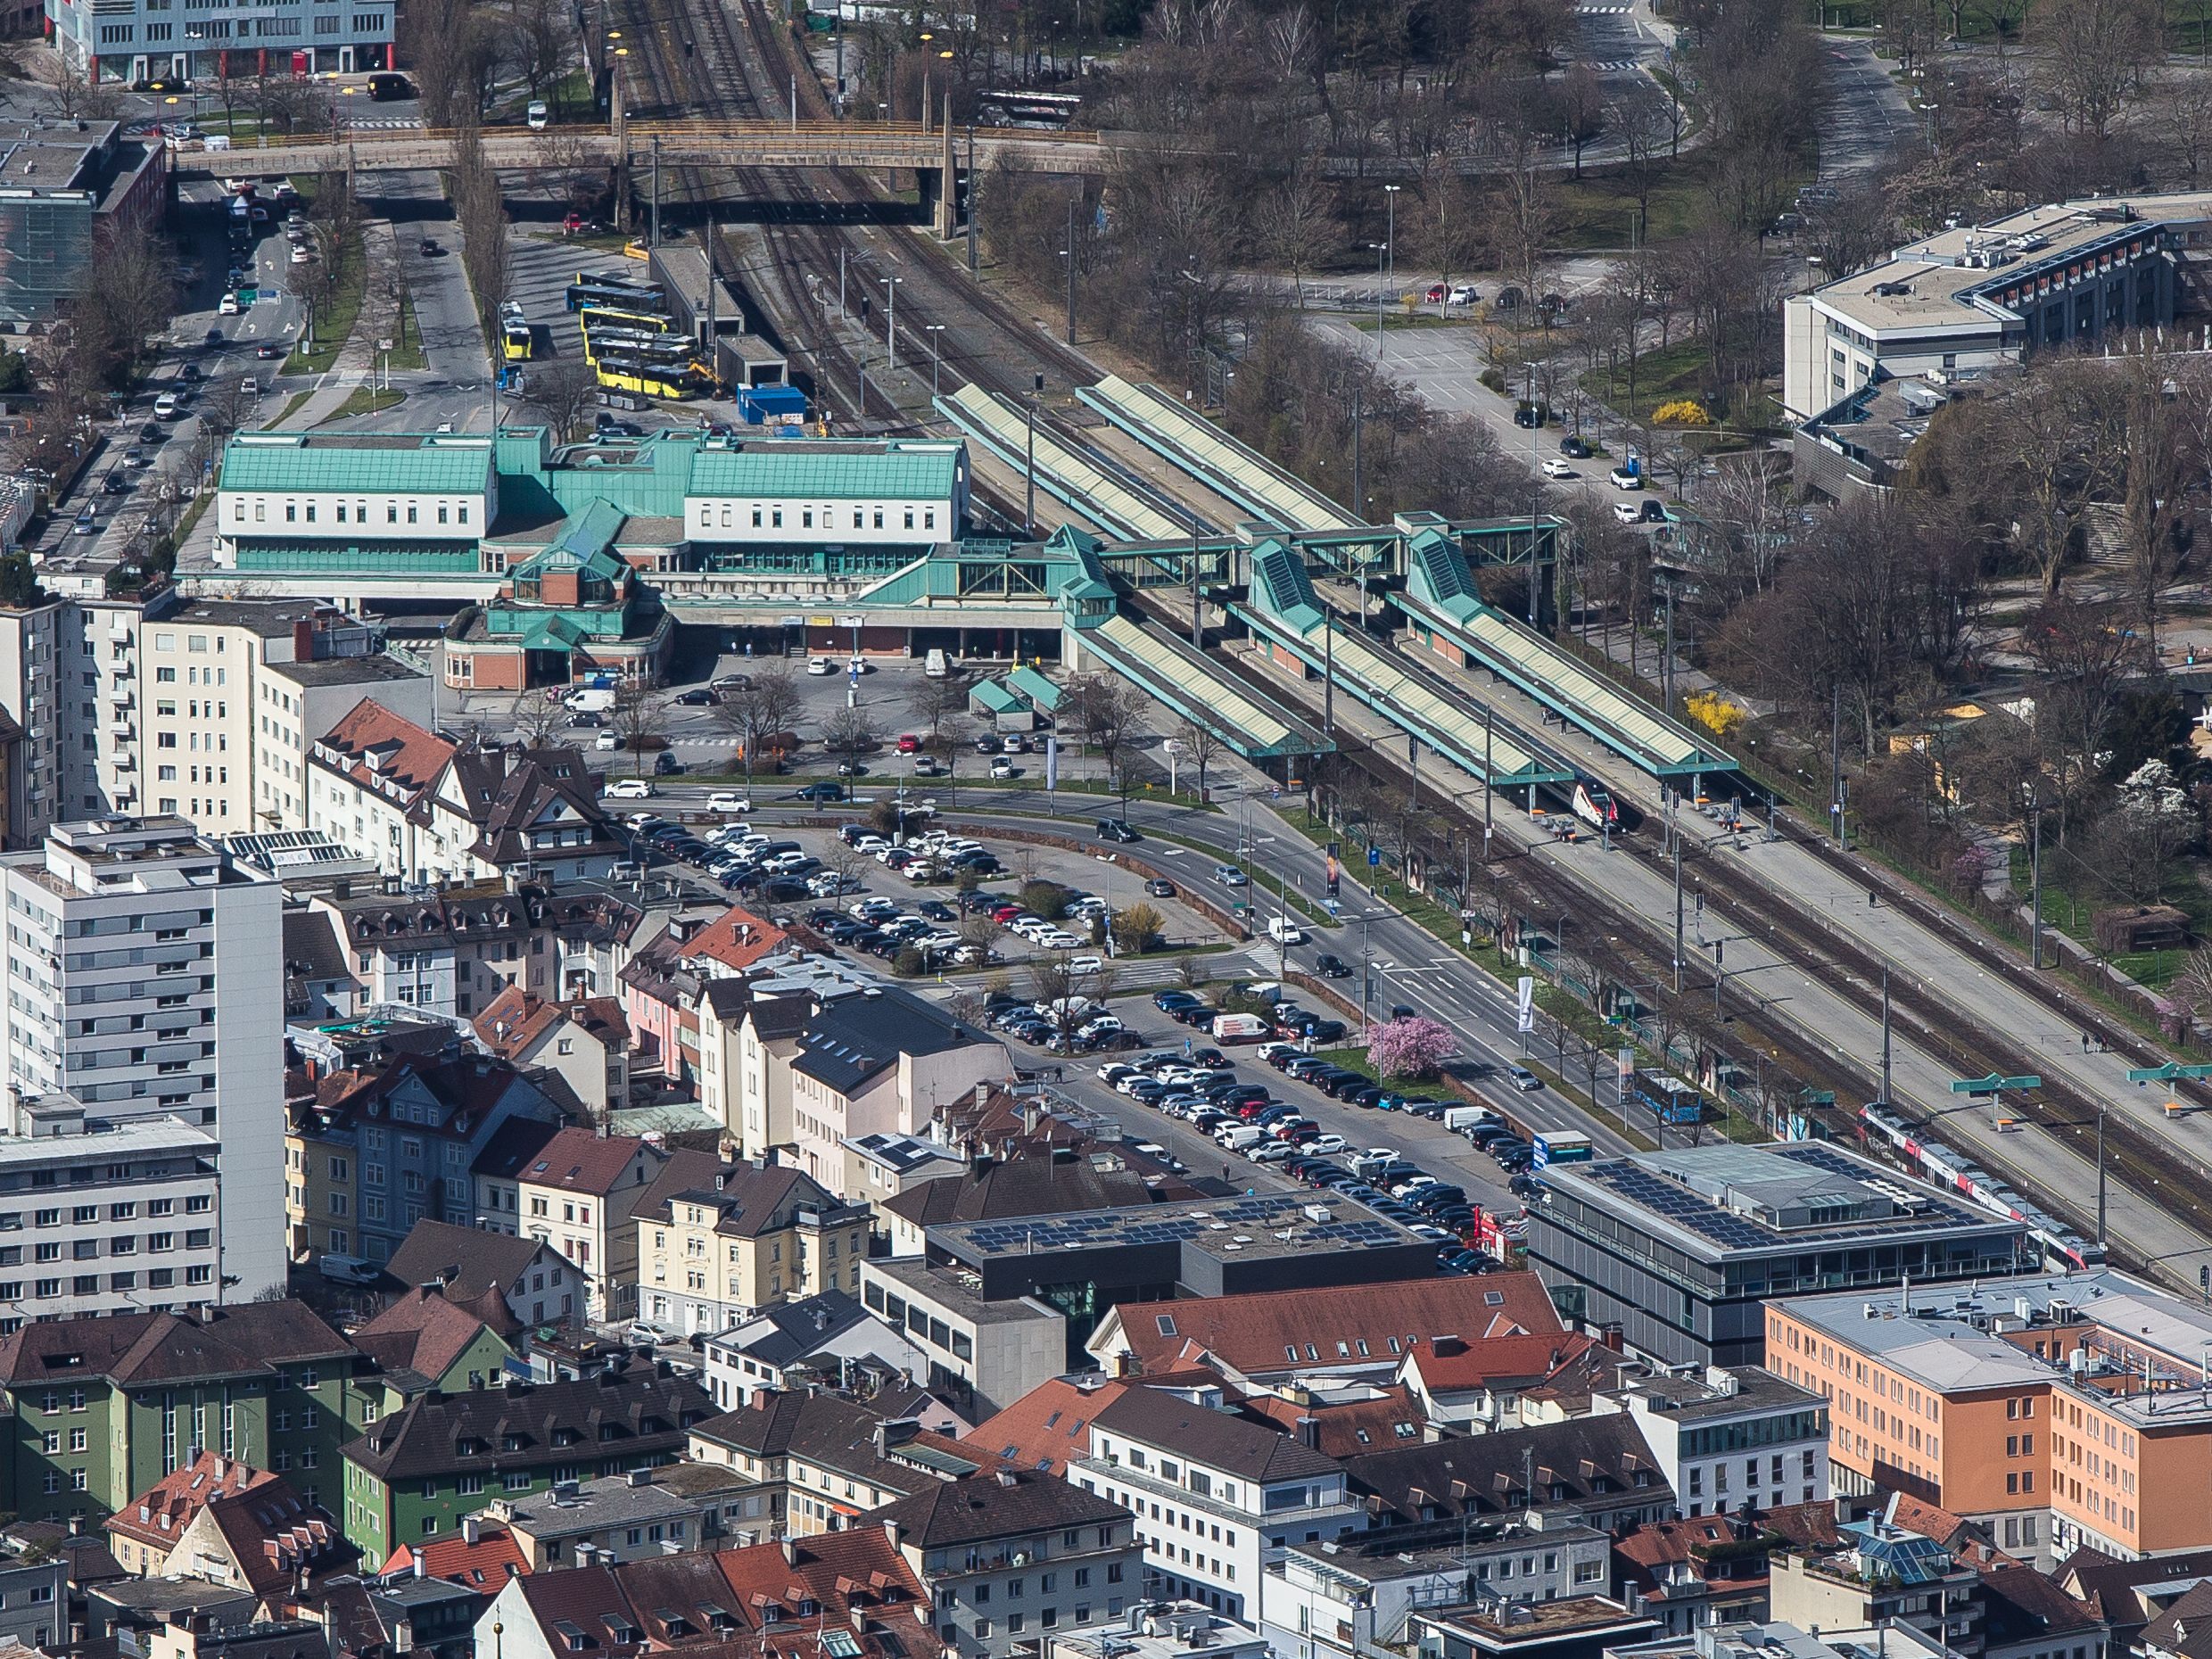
992, 992, 1554, 1270
612, 805, 1234, 971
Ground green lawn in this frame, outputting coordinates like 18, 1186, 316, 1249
387, 292, 428, 372
1577, 338, 1713, 424
2006, 843, 2210, 994
263, 389, 313, 429
321, 386, 406, 422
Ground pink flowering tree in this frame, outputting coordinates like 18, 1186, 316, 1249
1366, 1016, 1456, 1081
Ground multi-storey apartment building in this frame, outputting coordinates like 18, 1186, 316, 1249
1767, 1271, 2212, 1565
0, 817, 284, 1298
1072, 1383, 1360, 1624
877, 1467, 1141, 1659
631, 1151, 872, 1337
0, 1092, 220, 1329
0, 589, 428, 847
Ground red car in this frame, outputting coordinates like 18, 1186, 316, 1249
1425, 282, 1448, 303
896, 733, 921, 754
992, 904, 1022, 922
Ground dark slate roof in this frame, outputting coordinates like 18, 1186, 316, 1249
883, 1159, 1154, 1229
720, 1293, 876, 1366
0, 1301, 351, 1389
2059, 1545, 2212, 1630
1090, 1385, 1340, 1482
1978, 1563, 2103, 1647
284, 907, 355, 985
383, 1219, 552, 1297
627, 1152, 862, 1234
1342, 1414, 1666, 1523
790, 986, 990, 1094
342, 1369, 713, 1483
2142, 1580, 2212, 1659
687, 1392, 979, 1490
875, 1467, 1128, 1550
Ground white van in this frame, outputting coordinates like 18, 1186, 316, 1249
1215, 1124, 1263, 1151
1267, 916, 1306, 945
526, 100, 550, 129
1211, 1011, 1270, 1044
565, 686, 616, 714
924, 648, 949, 679
318, 1252, 380, 1286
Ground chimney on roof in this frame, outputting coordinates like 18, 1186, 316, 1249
412, 1555, 425, 1581
973, 1081, 990, 1110
1295, 1417, 1320, 1450
970, 1154, 992, 1181
1601, 1324, 1624, 1352
462, 1515, 481, 1546
1433, 1336, 1465, 1358
781, 1539, 800, 1567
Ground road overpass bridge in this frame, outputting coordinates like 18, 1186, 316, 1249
169, 115, 1111, 231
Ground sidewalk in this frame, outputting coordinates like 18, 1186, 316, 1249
274, 218, 408, 428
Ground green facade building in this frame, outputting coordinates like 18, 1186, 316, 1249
340, 1364, 713, 1559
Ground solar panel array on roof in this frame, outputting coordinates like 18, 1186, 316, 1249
942, 1193, 1415, 1257
1574, 1146, 1984, 1251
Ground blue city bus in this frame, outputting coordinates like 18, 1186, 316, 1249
1631, 1069, 1705, 1126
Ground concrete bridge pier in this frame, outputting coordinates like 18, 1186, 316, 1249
930, 95, 959, 240
611, 66, 632, 234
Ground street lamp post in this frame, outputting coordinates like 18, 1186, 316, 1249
1369, 242, 1388, 359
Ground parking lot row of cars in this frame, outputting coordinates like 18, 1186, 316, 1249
1100, 1027, 1527, 1278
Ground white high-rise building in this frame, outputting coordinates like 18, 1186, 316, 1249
0, 818, 285, 1300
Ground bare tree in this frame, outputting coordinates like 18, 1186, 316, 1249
713, 667, 804, 787
1556, 63, 1607, 180
608, 681, 668, 776
1066, 673, 1146, 804
511, 691, 566, 747
909, 673, 972, 747
505, 0, 569, 102
1173, 718, 1223, 802
520, 357, 599, 442
2036, 0, 2155, 136
821, 707, 880, 778
1256, 163, 1336, 307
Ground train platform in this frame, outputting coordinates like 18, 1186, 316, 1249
1077, 375, 1364, 534
1392, 530, 1736, 782
1230, 539, 1572, 791
1069, 609, 1333, 763
936, 385, 1193, 542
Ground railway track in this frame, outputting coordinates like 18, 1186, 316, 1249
1121, 598, 2212, 1283
608, 0, 2212, 1281
617, 0, 1102, 444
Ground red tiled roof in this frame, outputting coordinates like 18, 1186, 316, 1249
106, 1451, 276, 1550
316, 699, 457, 813
968, 1377, 1136, 1475
474, 986, 565, 1060
380, 1523, 530, 1589
201, 1481, 350, 1596
1614, 1515, 1739, 1572
714, 1529, 926, 1620
679, 906, 790, 975
1403, 1332, 1600, 1392
351, 1285, 506, 1382
1100, 1272, 1563, 1378
514, 1126, 655, 1195
1240, 1385, 1428, 1457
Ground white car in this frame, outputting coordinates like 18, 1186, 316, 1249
1541, 458, 1576, 480
848, 656, 871, 675
706, 792, 751, 813
602, 778, 654, 801
1308, 1133, 1349, 1156
1612, 499, 1644, 525
806, 656, 836, 676
288, 244, 310, 264
218, 293, 240, 316
1449, 283, 1479, 305
1069, 954, 1105, 973
990, 758, 1016, 779
593, 730, 621, 749
1610, 466, 1643, 490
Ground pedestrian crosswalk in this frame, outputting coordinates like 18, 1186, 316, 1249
342, 117, 424, 129
1580, 57, 1642, 70
1577, 7, 1631, 14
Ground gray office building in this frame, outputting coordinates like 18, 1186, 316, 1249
1526, 1143, 2027, 1368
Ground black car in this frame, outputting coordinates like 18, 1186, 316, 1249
1096, 818, 1140, 843
203, 327, 223, 346
1325, 1073, 1377, 1102
918, 900, 955, 921
1349, 1086, 1387, 1110
674, 688, 716, 706
1560, 433, 1592, 458
255, 342, 280, 359
101, 472, 130, 494
760, 877, 811, 903
140, 423, 165, 444
1153, 991, 1201, 1012
179, 363, 203, 383
1305, 1019, 1347, 1044
419, 237, 441, 256
1313, 953, 1351, 978
794, 781, 846, 802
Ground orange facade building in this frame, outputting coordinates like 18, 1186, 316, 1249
1767, 1272, 2212, 1565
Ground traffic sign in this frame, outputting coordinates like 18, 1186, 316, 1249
1367, 846, 1381, 868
